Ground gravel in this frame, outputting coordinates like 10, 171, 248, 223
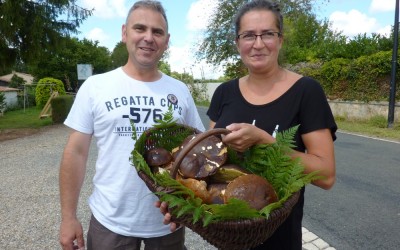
0, 124, 216, 250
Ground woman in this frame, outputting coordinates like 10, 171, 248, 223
207, 0, 337, 249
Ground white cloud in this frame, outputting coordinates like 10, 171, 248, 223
86, 27, 110, 44
80, 0, 127, 19
329, 9, 380, 37
370, 0, 395, 13
377, 25, 392, 37
168, 44, 223, 80
186, 0, 217, 31
167, 0, 221, 79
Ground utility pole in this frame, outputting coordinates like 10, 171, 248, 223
388, 0, 399, 128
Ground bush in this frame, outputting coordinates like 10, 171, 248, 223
35, 77, 66, 107
292, 50, 399, 102
51, 95, 74, 124
9, 74, 26, 89
0, 91, 6, 113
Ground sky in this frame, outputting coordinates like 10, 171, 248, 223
75, 0, 399, 79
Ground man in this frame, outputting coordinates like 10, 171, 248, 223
59, 1, 205, 249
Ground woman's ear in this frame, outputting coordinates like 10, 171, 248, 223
235, 38, 240, 52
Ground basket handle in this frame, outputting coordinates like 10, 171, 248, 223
170, 128, 231, 178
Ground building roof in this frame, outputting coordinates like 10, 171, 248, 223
0, 86, 20, 92
0, 71, 34, 84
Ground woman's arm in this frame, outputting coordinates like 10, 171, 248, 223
291, 128, 336, 190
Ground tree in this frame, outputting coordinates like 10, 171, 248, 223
197, 0, 328, 65
9, 74, 26, 89
0, 0, 92, 72
111, 41, 128, 68
29, 37, 112, 91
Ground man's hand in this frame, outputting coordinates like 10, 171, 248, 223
155, 201, 180, 232
59, 218, 85, 250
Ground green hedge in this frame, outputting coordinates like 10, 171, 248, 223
295, 50, 399, 102
51, 95, 74, 124
35, 77, 66, 107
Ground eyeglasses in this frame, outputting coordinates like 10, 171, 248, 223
237, 31, 281, 43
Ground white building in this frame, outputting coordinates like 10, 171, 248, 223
0, 86, 19, 111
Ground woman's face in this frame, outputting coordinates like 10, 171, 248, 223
236, 10, 282, 73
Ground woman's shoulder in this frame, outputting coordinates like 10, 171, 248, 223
288, 71, 322, 90
220, 78, 239, 86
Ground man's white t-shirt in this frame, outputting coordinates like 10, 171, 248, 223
64, 67, 205, 237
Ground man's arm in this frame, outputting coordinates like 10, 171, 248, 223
59, 130, 92, 250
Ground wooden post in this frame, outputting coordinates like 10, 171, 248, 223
39, 91, 59, 119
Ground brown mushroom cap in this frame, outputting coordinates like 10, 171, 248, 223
208, 164, 251, 184
207, 183, 228, 204
178, 177, 211, 203
224, 174, 278, 210
174, 134, 228, 179
145, 147, 172, 167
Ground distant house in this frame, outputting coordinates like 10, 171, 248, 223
0, 71, 34, 86
0, 86, 19, 110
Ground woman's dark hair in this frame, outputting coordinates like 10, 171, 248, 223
234, 0, 283, 35
126, 0, 168, 31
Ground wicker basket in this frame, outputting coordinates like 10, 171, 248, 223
132, 124, 300, 250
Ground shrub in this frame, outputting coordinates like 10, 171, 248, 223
9, 74, 26, 89
35, 77, 66, 107
0, 91, 6, 113
51, 95, 74, 124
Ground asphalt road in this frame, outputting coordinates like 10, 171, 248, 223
197, 106, 400, 250
303, 132, 400, 250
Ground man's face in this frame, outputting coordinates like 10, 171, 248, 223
122, 8, 169, 70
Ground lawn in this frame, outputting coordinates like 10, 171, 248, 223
0, 107, 53, 130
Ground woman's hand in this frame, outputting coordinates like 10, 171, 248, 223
155, 201, 180, 232
223, 123, 275, 152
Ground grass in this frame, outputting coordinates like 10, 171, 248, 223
335, 115, 400, 142
1, 106, 399, 142
0, 106, 53, 130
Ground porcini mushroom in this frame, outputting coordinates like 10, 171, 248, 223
208, 164, 251, 184
173, 134, 228, 179
145, 147, 173, 173
224, 174, 278, 210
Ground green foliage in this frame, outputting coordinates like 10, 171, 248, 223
35, 77, 66, 107
9, 74, 26, 89
51, 95, 74, 124
0, 0, 92, 72
158, 61, 171, 75
30, 37, 112, 91
20, 85, 37, 108
0, 92, 6, 112
295, 50, 398, 102
111, 41, 128, 68
170, 71, 208, 103
224, 60, 248, 80
131, 113, 320, 226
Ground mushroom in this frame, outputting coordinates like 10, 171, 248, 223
178, 177, 211, 203
224, 174, 278, 210
145, 147, 173, 173
173, 134, 228, 179
208, 164, 251, 184
207, 183, 228, 204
